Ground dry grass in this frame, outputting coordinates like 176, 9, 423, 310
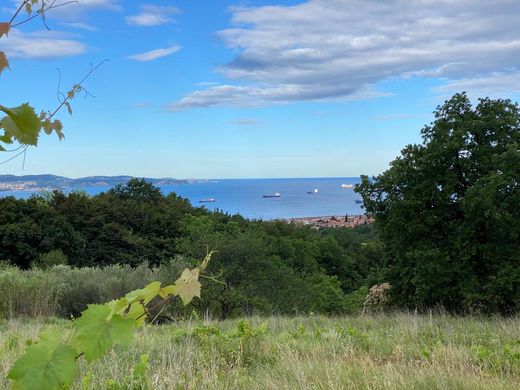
1, 313, 519, 389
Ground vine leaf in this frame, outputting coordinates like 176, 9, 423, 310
125, 302, 147, 326
74, 304, 135, 361
106, 297, 129, 319
125, 281, 161, 305
8, 331, 77, 390
174, 268, 201, 305
0, 103, 41, 145
65, 101, 72, 115
0, 22, 10, 38
0, 51, 9, 75
41, 117, 64, 140
159, 284, 177, 299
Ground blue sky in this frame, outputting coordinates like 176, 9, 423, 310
1, 0, 519, 179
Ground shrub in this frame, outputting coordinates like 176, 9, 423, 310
363, 283, 391, 314
34, 249, 68, 268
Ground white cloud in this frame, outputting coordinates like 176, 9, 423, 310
11, 0, 122, 20
60, 21, 97, 31
0, 29, 86, 58
170, 0, 520, 110
435, 72, 520, 98
127, 45, 181, 62
375, 114, 416, 121
126, 4, 179, 27
230, 119, 261, 126
170, 84, 387, 111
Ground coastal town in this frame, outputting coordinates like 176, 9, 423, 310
0, 181, 42, 192
286, 214, 373, 229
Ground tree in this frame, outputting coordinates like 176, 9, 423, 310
356, 93, 520, 314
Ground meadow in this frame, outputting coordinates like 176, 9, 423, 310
1, 314, 519, 389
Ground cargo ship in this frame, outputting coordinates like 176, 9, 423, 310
263, 193, 281, 198
306, 188, 319, 194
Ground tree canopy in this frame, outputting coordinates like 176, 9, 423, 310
356, 93, 520, 314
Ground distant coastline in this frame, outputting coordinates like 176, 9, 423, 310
0, 174, 189, 192
0, 176, 365, 220
286, 215, 372, 229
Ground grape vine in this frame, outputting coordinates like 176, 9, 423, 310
0, 1, 104, 159
7, 252, 214, 389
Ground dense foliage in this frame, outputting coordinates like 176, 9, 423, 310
356, 93, 520, 314
0, 179, 381, 317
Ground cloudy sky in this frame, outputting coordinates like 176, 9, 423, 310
1, 0, 519, 178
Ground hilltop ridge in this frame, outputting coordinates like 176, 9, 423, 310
0, 174, 188, 192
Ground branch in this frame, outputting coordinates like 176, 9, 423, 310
48, 59, 108, 119
11, 1, 79, 28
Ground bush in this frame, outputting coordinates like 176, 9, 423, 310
363, 283, 391, 314
344, 286, 369, 314
34, 249, 68, 268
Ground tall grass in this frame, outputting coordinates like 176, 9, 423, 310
0, 314, 518, 389
0, 260, 188, 319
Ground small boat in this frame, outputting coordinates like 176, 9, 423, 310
341, 184, 354, 189
306, 188, 319, 194
199, 198, 216, 203
354, 199, 363, 204
263, 193, 281, 198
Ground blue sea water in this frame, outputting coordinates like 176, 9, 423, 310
0, 177, 364, 220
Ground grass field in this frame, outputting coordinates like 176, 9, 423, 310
1, 313, 519, 389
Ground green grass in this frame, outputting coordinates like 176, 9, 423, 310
1, 314, 519, 389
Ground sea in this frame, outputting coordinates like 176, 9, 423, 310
0, 177, 364, 220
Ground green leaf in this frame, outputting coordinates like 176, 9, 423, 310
8, 333, 77, 390
159, 284, 177, 299
0, 129, 13, 144
74, 304, 135, 361
174, 268, 201, 305
106, 297, 129, 319
125, 301, 147, 326
0, 103, 42, 145
125, 281, 161, 305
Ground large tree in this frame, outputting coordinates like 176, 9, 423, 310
356, 93, 520, 314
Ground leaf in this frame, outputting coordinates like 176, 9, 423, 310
41, 118, 64, 140
174, 268, 201, 305
74, 304, 135, 361
125, 301, 147, 326
25, 2, 32, 14
106, 297, 129, 319
65, 101, 72, 115
125, 281, 161, 305
159, 284, 177, 299
200, 250, 215, 272
0, 51, 9, 75
8, 331, 77, 390
0, 103, 42, 145
0, 130, 13, 144
0, 22, 10, 38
